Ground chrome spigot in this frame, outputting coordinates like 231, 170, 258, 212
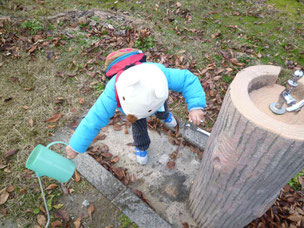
269, 70, 303, 115
286, 99, 304, 112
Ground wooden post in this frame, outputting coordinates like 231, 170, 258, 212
189, 66, 304, 227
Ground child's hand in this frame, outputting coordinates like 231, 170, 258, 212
189, 109, 205, 126
65, 145, 78, 159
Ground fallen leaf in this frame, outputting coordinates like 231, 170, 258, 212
33, 35, 43, 42
7, 186, 14, 192
45, 113, 62, 123
55, 97, 65, 104
28, 45, 37, 53
213, 76, 222, 81
20, 188, 27, 194
40, 205, 46, 214
100, 144, 109, 153
105, 225, 114, 228
122, 175, 130, 185
167, 161, 175, 169
91, 146, 100, 152
37, 214, 46, 227
74, 217, 82, 228
0, 164, 7, 169
53, 203, 64, 209
75, 170, 81, 182
182, 222, 189, 228
110, 156, 119, 163
23, 106, 29, 109
90, 81, 98, 86
111, 167, 125, 180
211, 32, 221, 39
4, 168, 10, 173
230, 58, 238, 64
101, 152, 113, 159
87, 203, 95, 221
78, 97, 85, 104
176, 2, 182, 7
287, 214, 302, 222
56, 72, 64, 78
101, 126, 108, 132
169, 153, 176, 160
54, 210, 70, 222
0, 191, 9, 205
4, 149, 18, 158
1, 208, 7, 215
51, 220, 62, 227
9, 76, 19, 82
93, 134, 106, 142
29, 118, 34, 127
219, 50, 230, 59
130, 173, 136, 183
113, 124, 122, 131
124, 125, 128, 134
46, 183, 58, 190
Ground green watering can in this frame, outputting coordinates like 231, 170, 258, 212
26, 141, 76, 228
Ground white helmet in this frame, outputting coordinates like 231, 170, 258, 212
116, 64, 168, 120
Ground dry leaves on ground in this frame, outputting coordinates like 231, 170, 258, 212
88, 203, 95, 221
0, 189, 9, 205
51, 220, 62, 227
54, 210, 70, 222
4, 149, 18, 158
73, 217, 82, 228
45, 113, 62, 123
74, 170, 81, 182
37, 214, 46, 227
46, 183, 58, 190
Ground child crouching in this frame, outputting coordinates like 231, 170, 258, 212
66, 48, 206, 165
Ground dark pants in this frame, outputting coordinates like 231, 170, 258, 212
132, 101, 169, 151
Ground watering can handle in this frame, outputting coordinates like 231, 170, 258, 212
35, 141, 68, 178
37, 141, 69, 228
46, 141, 68, 149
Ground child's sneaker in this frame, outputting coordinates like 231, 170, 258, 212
164, 112, 177, 128
134, 147, 148, 165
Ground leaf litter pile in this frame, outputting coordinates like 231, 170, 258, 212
0, 9, 304, 227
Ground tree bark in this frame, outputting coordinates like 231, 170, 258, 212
189, 65, 304, 227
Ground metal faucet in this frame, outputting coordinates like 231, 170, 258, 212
269, 70, 304, 115
286, 99, 304, 112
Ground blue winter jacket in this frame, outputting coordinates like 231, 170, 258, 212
69, 62, 206, 153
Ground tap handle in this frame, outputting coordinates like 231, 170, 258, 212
291, 70, 303, 82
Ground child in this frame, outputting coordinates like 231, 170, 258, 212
66, 48, 206, 165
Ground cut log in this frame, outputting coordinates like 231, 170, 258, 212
189, 65, 304, 227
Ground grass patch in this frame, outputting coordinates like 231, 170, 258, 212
21, 19, 43, 34
288, 171, 304, 191
119, 214, 138, 228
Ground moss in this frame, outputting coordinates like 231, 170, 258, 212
119, 214, 138, 228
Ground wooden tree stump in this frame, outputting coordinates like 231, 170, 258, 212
189, 65, 304, 227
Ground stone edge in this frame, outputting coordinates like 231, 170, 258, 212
73, 153, 172, 228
